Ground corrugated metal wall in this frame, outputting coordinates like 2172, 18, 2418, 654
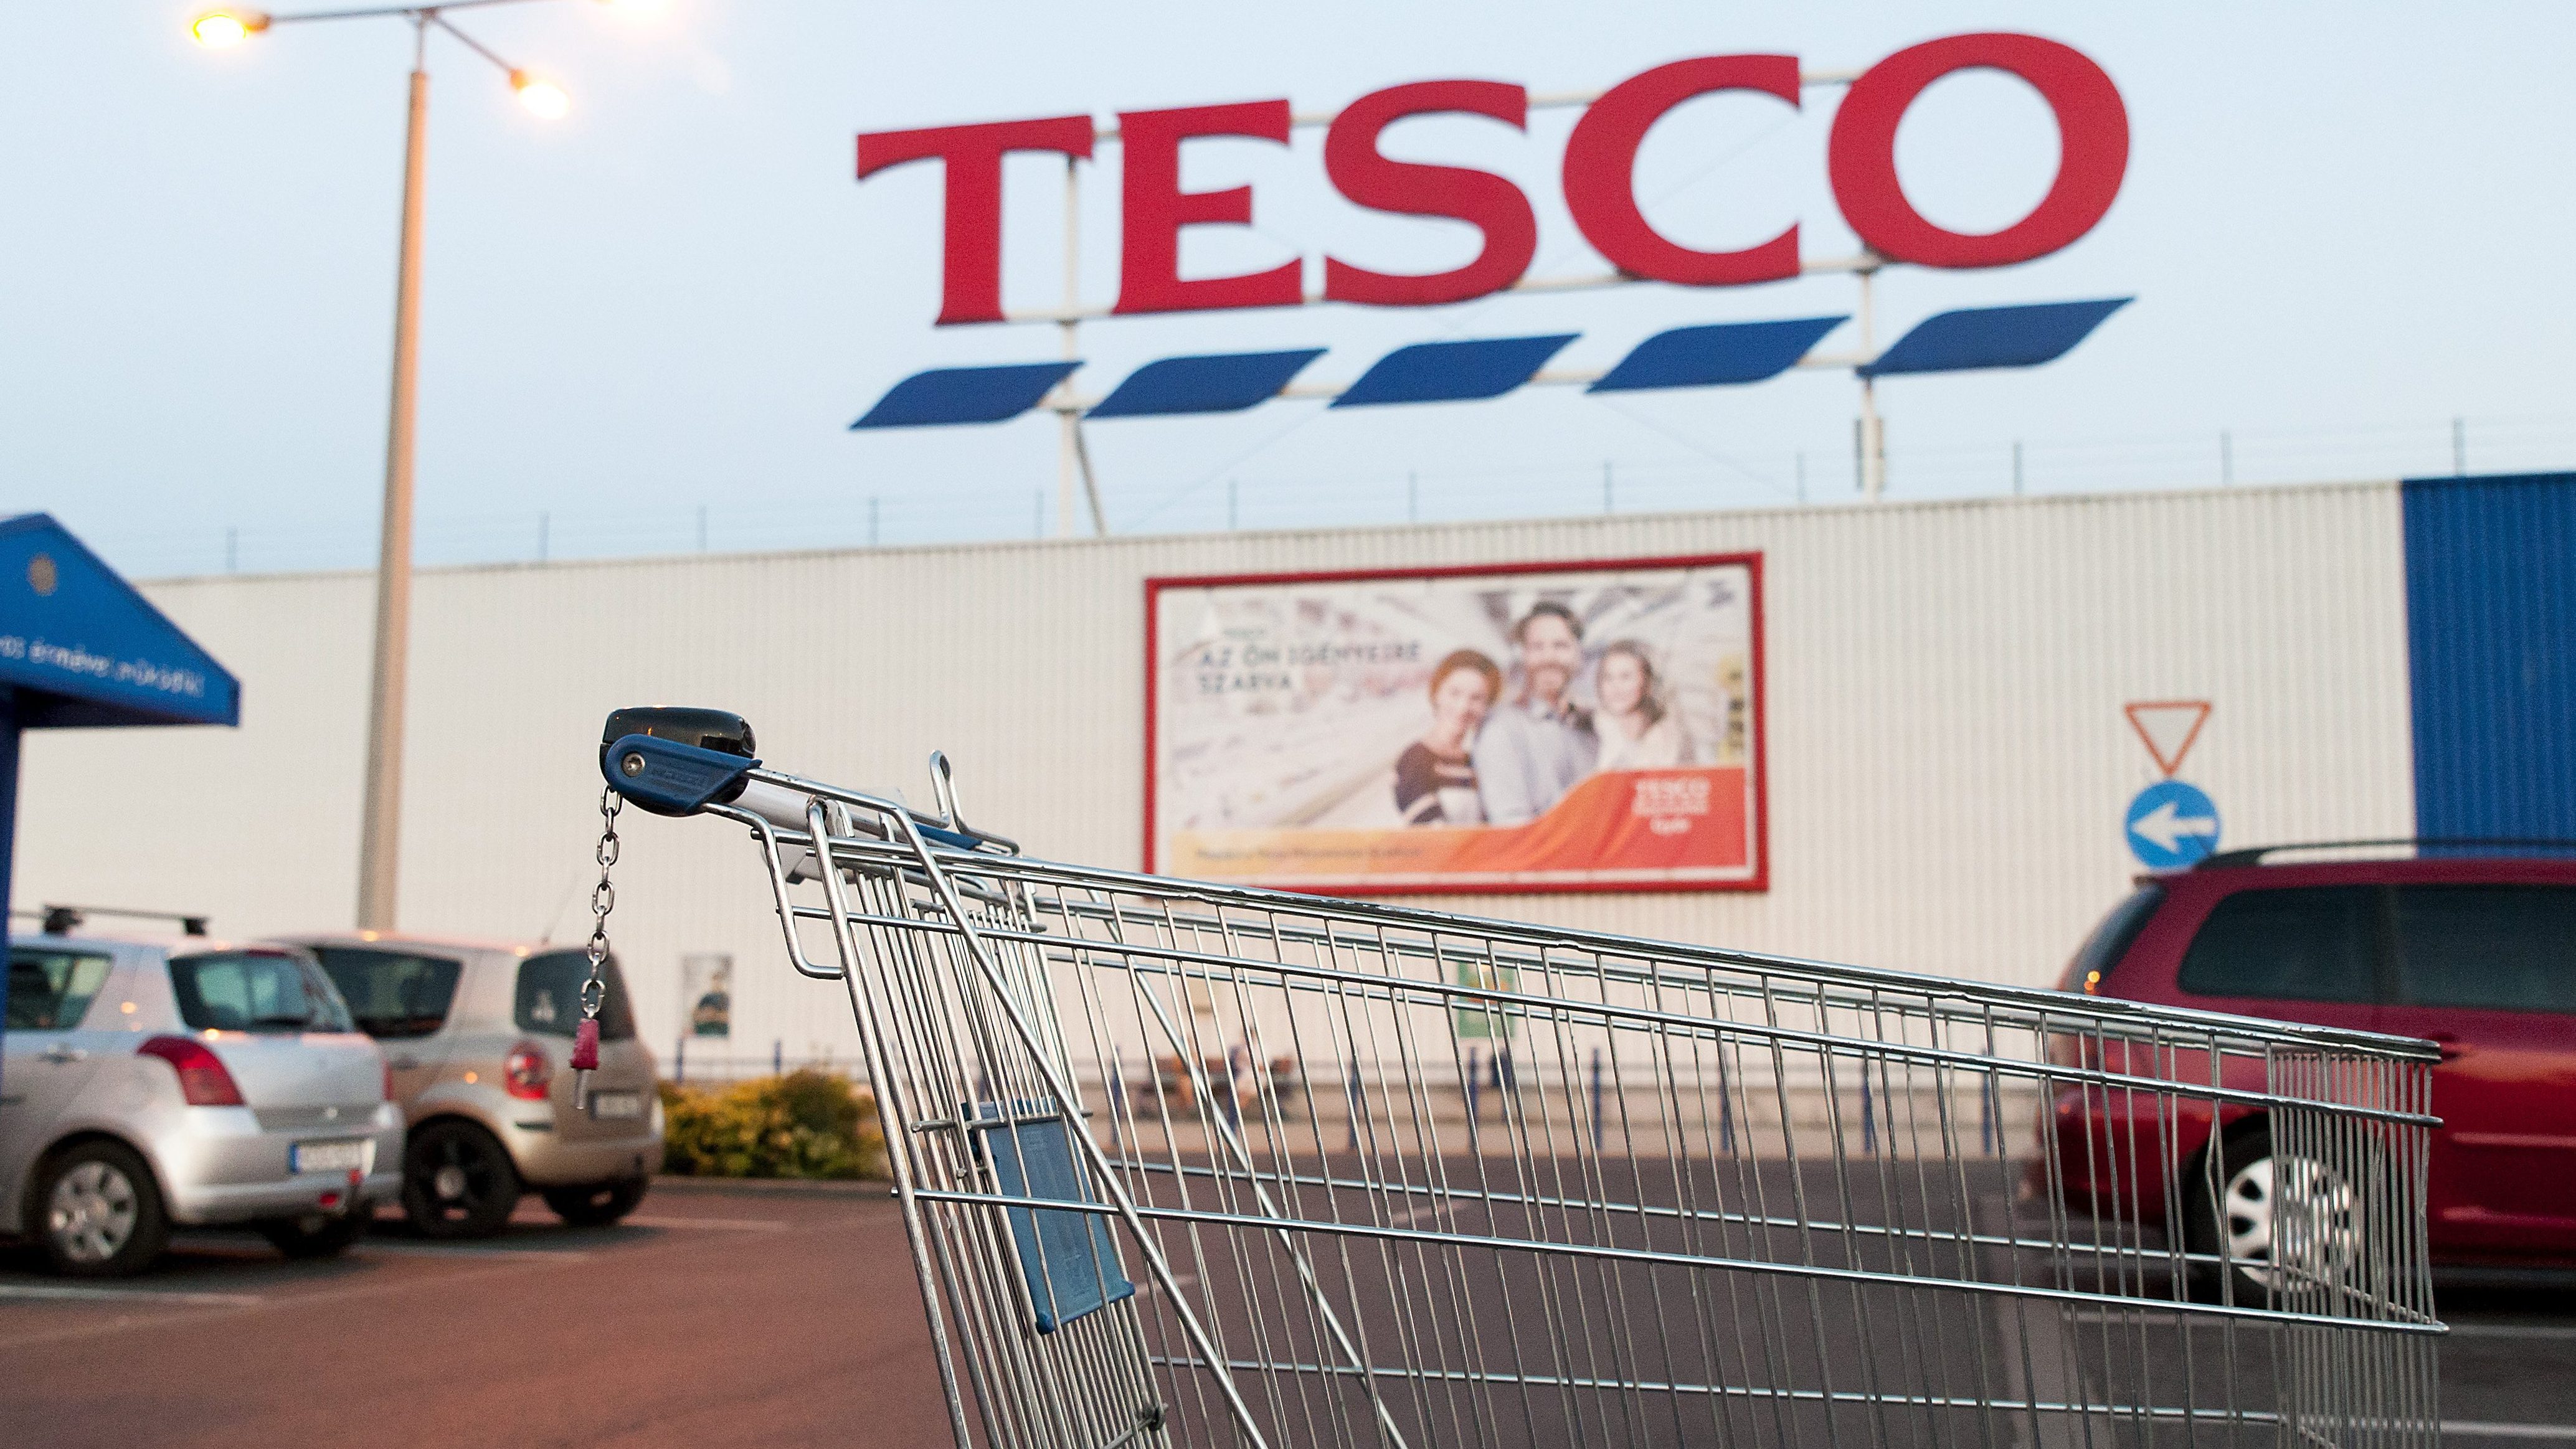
16, 480, 2417, 1065
2402, 472, 2576, 841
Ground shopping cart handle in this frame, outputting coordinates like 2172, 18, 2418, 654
602, 733, 760, 818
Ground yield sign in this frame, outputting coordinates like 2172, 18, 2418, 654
2124, 700, 2210, 778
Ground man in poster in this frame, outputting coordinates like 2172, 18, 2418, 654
1471, 602, 1598, 825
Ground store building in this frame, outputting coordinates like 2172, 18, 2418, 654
17, 472, 2570, 1067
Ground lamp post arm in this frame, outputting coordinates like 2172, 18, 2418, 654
267, 0, 558, 26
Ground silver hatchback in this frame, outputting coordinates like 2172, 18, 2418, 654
1, 933, 402, 1275
281, 933, 662, 1237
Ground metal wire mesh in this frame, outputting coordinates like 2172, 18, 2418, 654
686, 764, 2442, 1449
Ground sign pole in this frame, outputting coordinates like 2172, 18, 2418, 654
1054, 156, 1082, 538
1857, 263, 1885, 502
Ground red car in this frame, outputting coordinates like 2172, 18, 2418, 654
2052, 842, 2576, 1288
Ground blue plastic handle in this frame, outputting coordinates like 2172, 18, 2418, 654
602, 734, 760, 817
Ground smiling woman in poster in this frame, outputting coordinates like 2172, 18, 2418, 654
1395, 649, 1502, 826
1592, 640, 1695, 772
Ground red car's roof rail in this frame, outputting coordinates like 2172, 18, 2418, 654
2197, 837, 2576, 869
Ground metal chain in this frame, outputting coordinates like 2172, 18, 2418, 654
582, 785, 622, 1021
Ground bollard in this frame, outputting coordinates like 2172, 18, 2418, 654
1589, 1048, 1605, 1152
1464, 1046, 1482, 1122
1223, 1045, 1245, 1131
774, 1039, 784, 1076
674, 1034, 686, 1086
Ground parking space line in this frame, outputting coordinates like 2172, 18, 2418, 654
2445, 1425, 2576, 1441
0, 1283, 263, 1306
2447, 1322, 2576, 1341
354, 1242, 591, 1260
620, 1215, 789, 1231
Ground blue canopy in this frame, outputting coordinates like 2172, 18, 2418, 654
0, 514, 238, 729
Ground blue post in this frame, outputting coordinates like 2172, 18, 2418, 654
0, 698, 18, 1104
1860, 1070, 1876, 1155
774, 1038, 784, 1075
1980, 1073, 1999, 1156
1589, 1048, 1606, 1152
674, 1033, 686, 1086
1107, 1052, 1126, 1150
1464, 1045, 1482, 1123
1222, 1045, 1244, 1131
1717, 1041, 1736, 1155
1347, 1063, 1363, 1152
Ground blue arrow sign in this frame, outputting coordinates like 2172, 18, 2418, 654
2125, 780, 2222, 869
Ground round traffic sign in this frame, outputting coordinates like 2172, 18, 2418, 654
2125, 780, 2221, 869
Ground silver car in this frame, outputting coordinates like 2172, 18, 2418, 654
1, 933, 402, 1276
282, 933, 662, 1237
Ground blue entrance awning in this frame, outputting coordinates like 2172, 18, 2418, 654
0, 514, 239, 729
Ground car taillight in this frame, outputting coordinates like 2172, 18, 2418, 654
140, 1036, 247, 1107
503, 1041, 554, 1102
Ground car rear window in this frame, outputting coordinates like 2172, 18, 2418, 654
2176, 885, 2377, 1004
7, 947, 113, 1031
2059, 885, 2166, 993
2390, 884, 2576, 1014
311, 946, 466, 1040
515, 951, 635, 1041
170, 951, 356, 1034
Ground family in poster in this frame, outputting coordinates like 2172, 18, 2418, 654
1150, 557, 1763, 894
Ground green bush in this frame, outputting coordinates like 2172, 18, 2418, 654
658, 1070, 887, 1180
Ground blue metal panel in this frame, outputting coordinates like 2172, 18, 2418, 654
1861, 298, 2131, 379
972, 1105, 1135, 1334
1087, 349, 1325, 419
0, 514, 239, 729
1588, 316, 1846, 392
1331, 334, 1579, 408
850, 361, 1081, 429
2402, 473, 2576, 841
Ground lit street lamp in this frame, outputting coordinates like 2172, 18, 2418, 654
194, 0, 653, 928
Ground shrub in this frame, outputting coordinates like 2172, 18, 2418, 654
658, 1070, 888, 1180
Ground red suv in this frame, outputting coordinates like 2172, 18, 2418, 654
2058, 842, 2576, 1283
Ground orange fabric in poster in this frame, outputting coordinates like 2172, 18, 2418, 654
1167, 767, 1750, 885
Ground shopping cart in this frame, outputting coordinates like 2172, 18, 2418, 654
594, 708, 2441, 1449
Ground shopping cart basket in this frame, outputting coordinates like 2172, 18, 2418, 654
596, 708, 2442, 1449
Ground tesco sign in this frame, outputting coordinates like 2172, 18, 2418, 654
855, 32, 2128, 326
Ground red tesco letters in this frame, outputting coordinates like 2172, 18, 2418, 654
853, 32, 2126, 324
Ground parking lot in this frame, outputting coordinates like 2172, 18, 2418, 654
0, 1179, 2568, 1448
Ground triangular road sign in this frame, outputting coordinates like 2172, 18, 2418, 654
2124, 701, 2210, 778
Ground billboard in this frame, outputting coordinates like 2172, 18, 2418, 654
1146, 554, 1765, 894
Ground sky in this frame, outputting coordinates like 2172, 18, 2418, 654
6, 2, 2574, 578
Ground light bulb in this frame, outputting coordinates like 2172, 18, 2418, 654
191, 9, 269, 46
513, 73, 572, 120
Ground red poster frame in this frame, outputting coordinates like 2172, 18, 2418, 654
1142, 551, 1769, 897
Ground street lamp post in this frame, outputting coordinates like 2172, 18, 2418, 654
195, 0, 628, 928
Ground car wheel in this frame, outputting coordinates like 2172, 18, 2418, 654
37, 1140, 171, 1278
2183, 1121, 2362, 1305
257, 1211, 370, 1260
403, 1120, 521, 1239
542, 1177, 650, 1227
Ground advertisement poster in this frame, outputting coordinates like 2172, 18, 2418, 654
1147, 555, 1765, 895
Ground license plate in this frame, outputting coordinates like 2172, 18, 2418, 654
292, 1140, 369, 1175
589, 1091, 643, 1121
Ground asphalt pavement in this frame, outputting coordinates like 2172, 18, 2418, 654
0, 1181, 2568, 1448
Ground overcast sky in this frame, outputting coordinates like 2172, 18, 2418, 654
7, 2, 2572, 577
